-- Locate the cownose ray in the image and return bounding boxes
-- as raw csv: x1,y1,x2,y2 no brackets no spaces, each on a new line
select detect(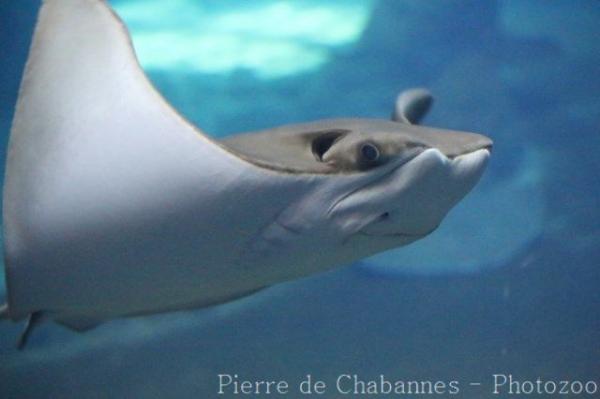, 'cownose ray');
0,0,492,349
